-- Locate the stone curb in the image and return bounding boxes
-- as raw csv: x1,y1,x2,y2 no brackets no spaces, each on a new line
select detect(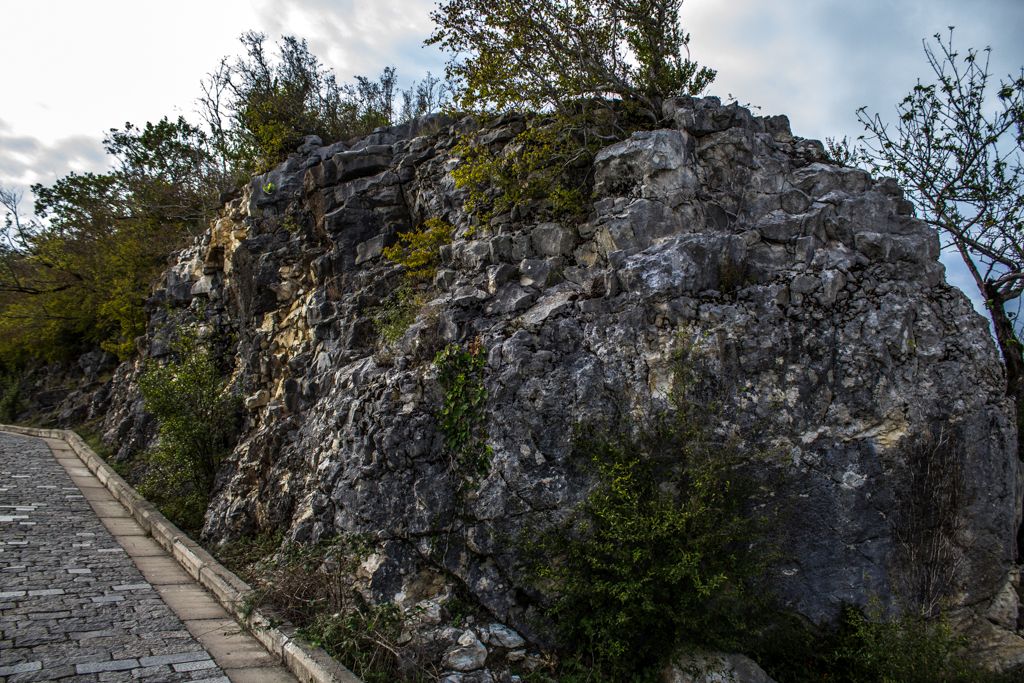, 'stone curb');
0,424,361,683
